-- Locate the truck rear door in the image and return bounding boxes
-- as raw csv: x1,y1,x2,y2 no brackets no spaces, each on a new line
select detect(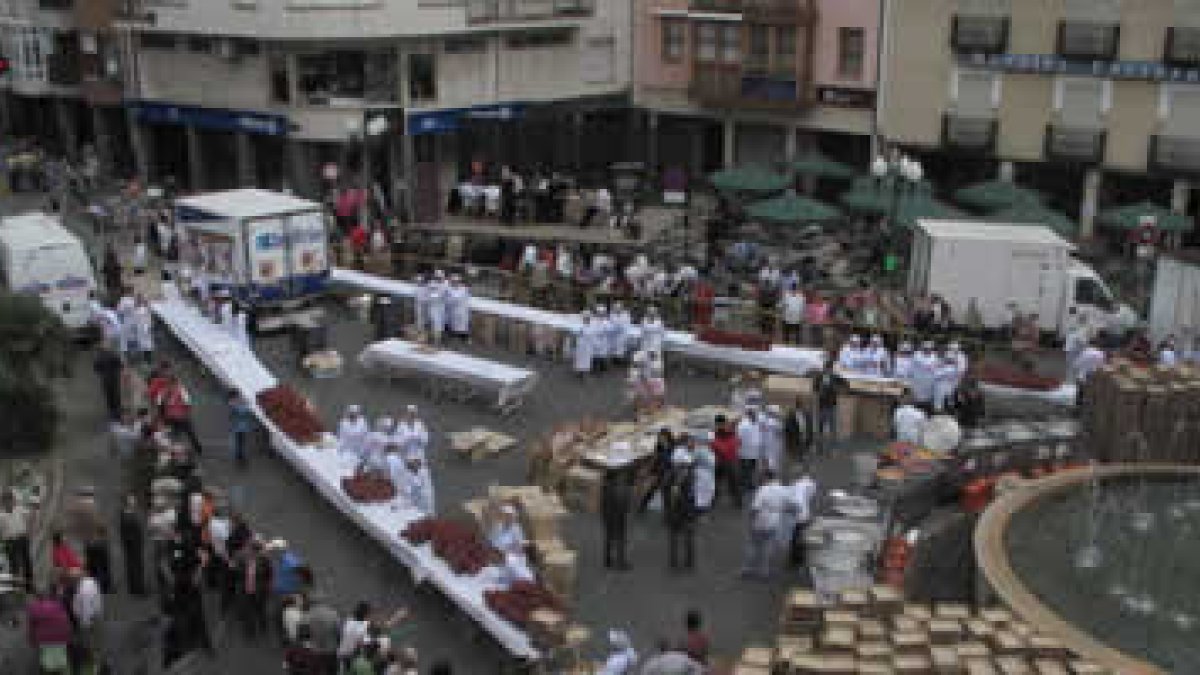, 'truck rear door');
283,210,329,296
246,217,289,302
